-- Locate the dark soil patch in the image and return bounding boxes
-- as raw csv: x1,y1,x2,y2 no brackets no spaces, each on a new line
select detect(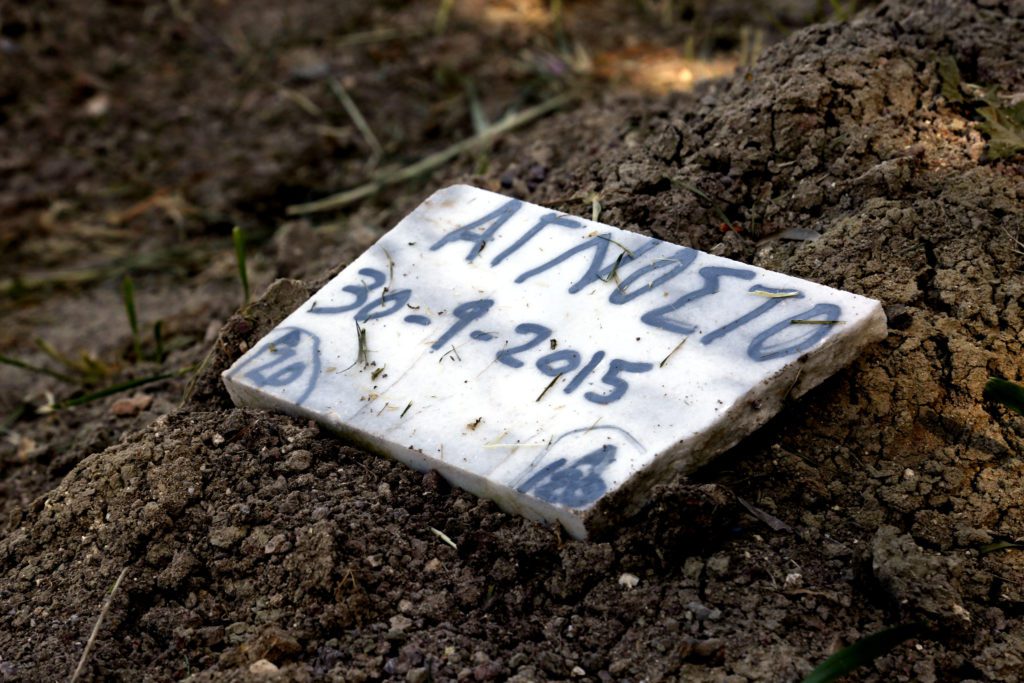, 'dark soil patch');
2,0,1023,681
